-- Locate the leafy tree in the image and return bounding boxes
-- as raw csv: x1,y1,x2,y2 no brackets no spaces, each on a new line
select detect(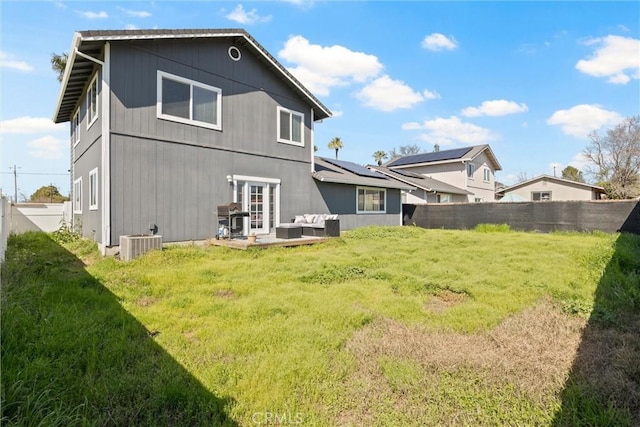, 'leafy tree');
30,185,69,203
561,166,585,183
372,150,388,166
584,116,640,199
389,144,423,157
51,52,68,82
328,137,344,160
